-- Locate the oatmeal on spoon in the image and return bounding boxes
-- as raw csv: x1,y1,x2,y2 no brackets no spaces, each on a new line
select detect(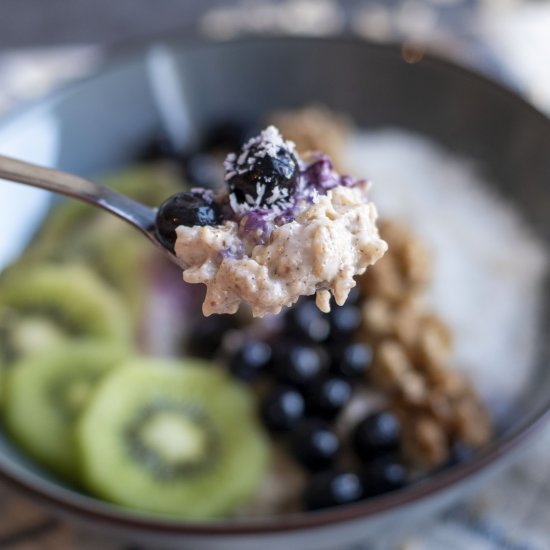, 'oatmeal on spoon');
156,126,387,316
